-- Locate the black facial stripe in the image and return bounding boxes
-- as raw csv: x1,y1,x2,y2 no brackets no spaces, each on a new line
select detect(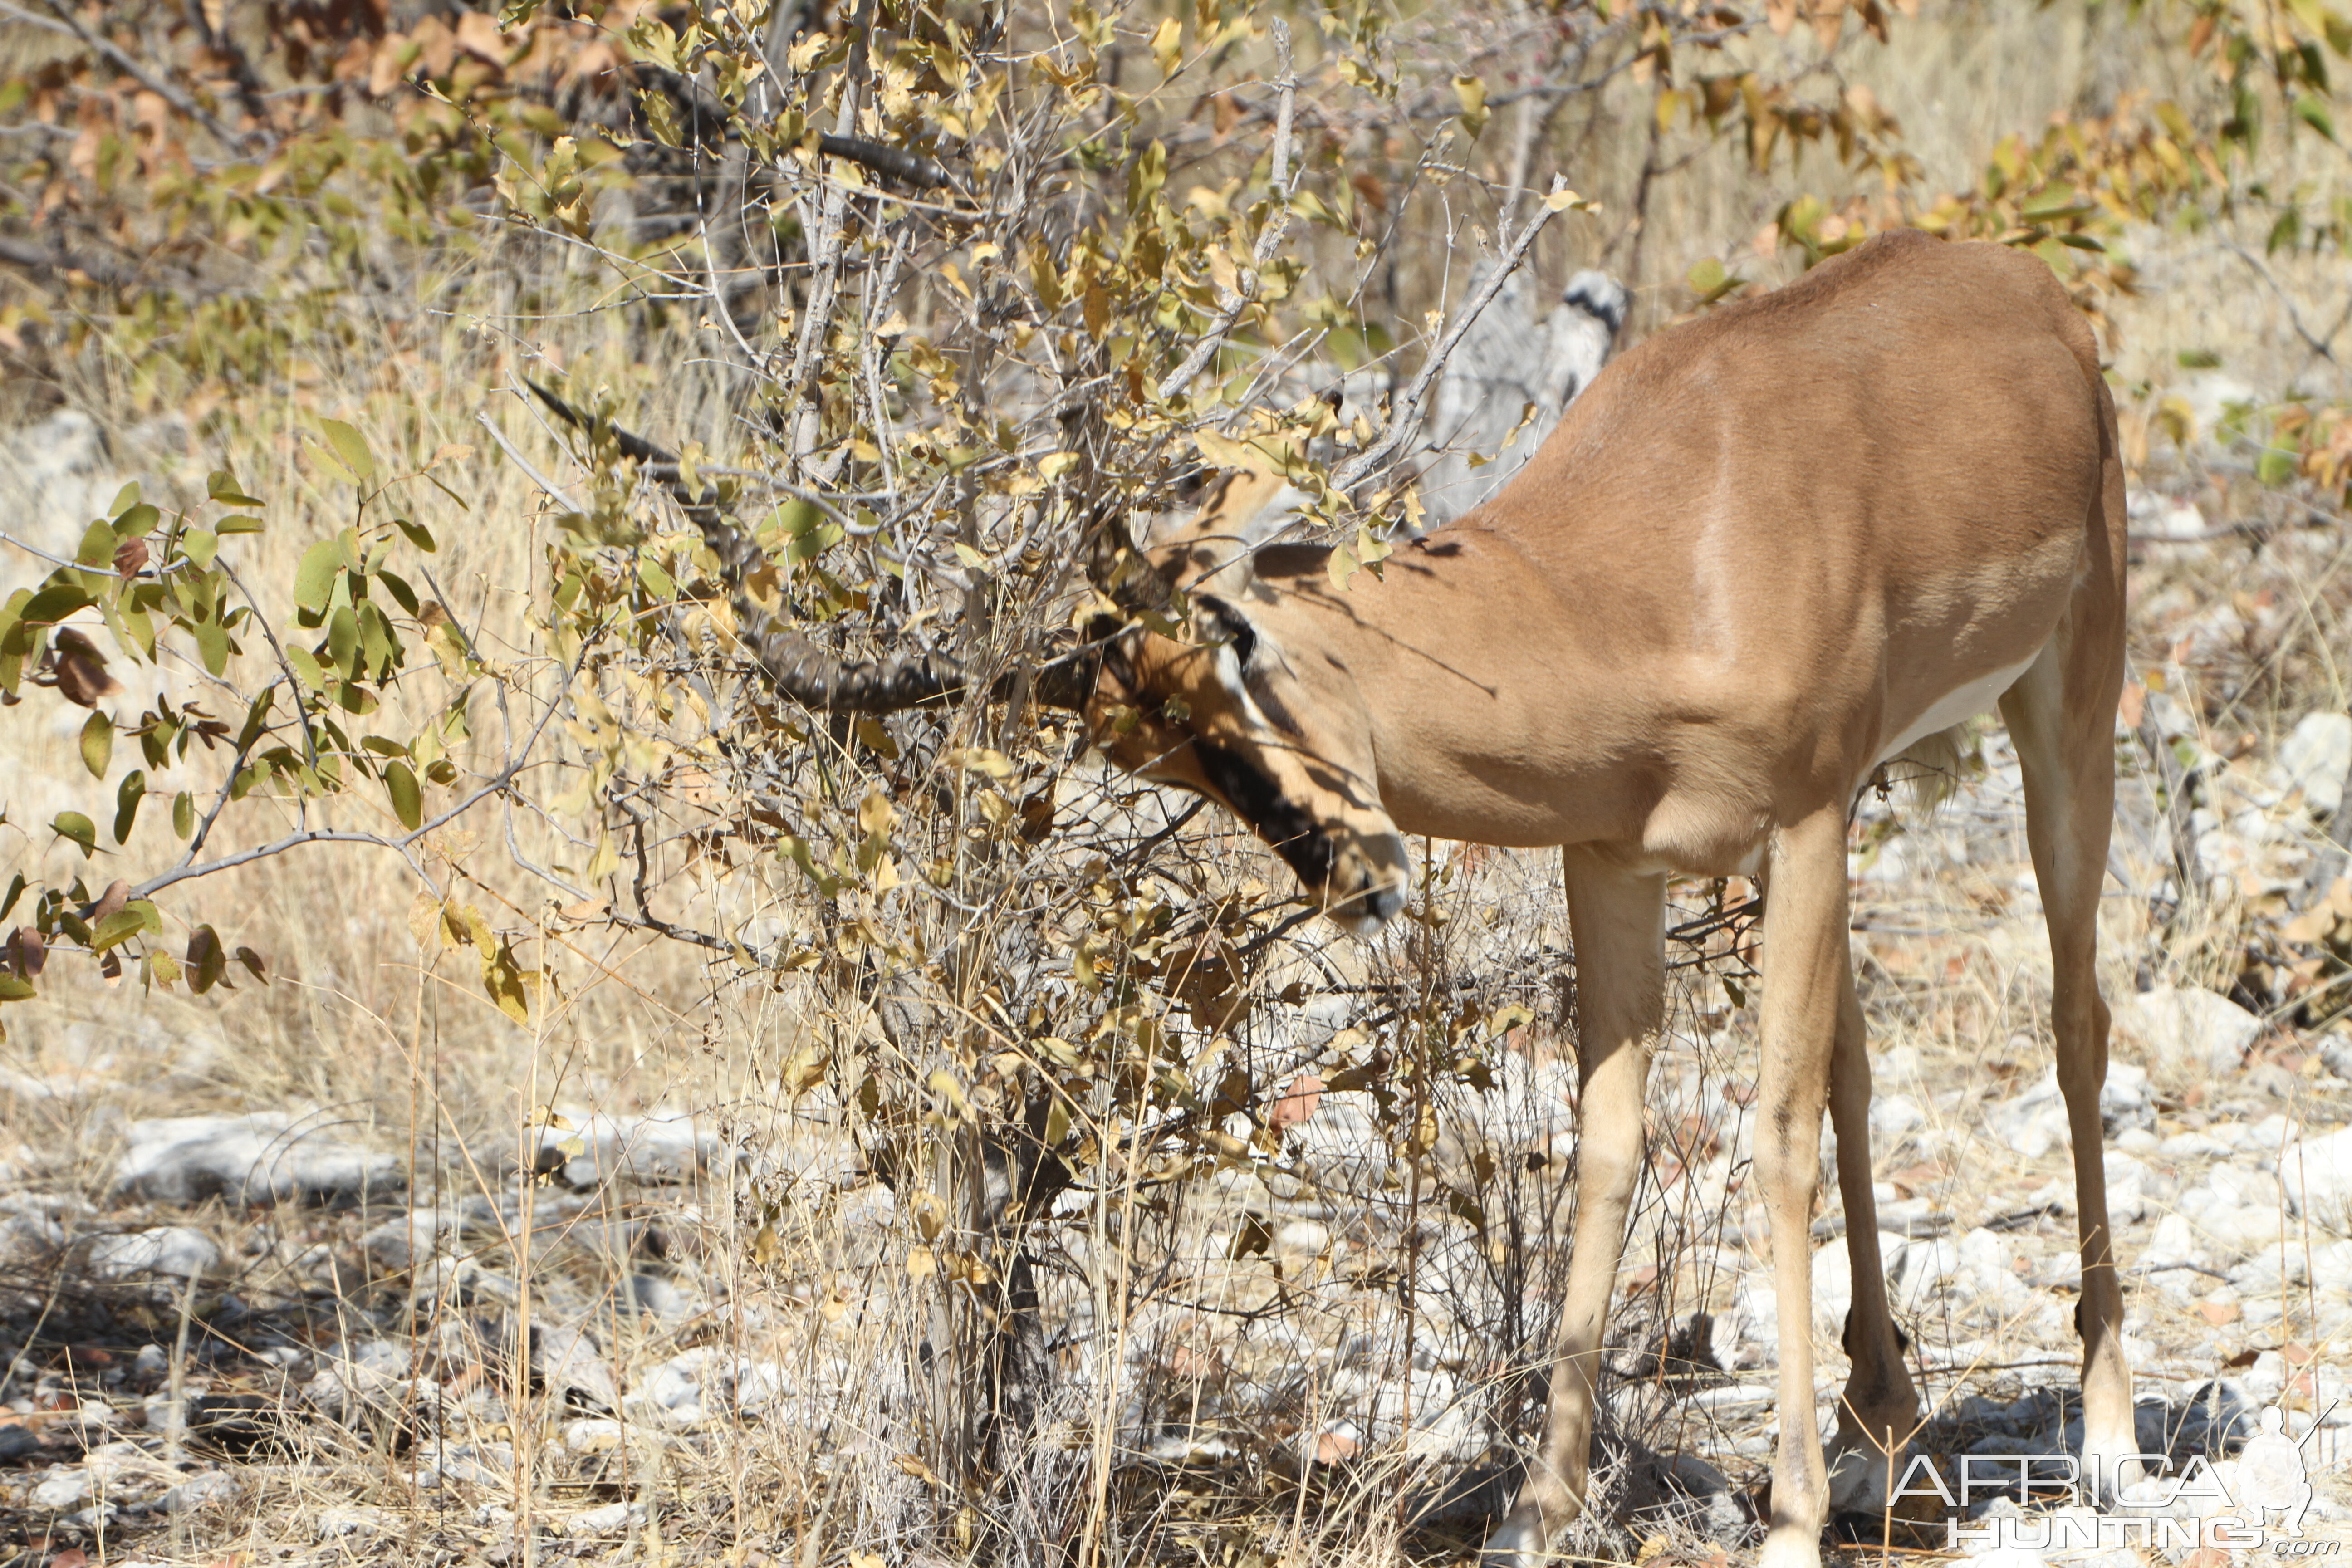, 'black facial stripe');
1191,740,1335,888
1198,596,1258,668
